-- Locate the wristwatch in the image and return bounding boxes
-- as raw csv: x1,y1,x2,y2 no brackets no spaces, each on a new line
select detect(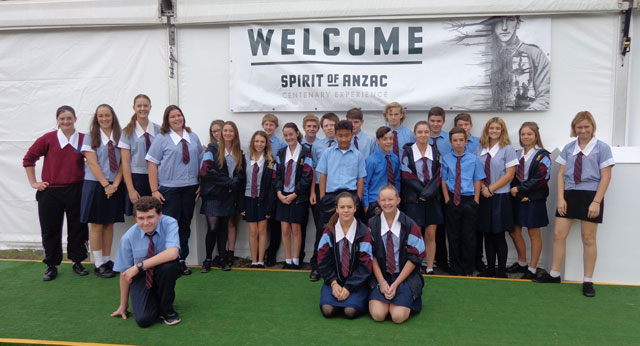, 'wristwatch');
136,261,144,272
